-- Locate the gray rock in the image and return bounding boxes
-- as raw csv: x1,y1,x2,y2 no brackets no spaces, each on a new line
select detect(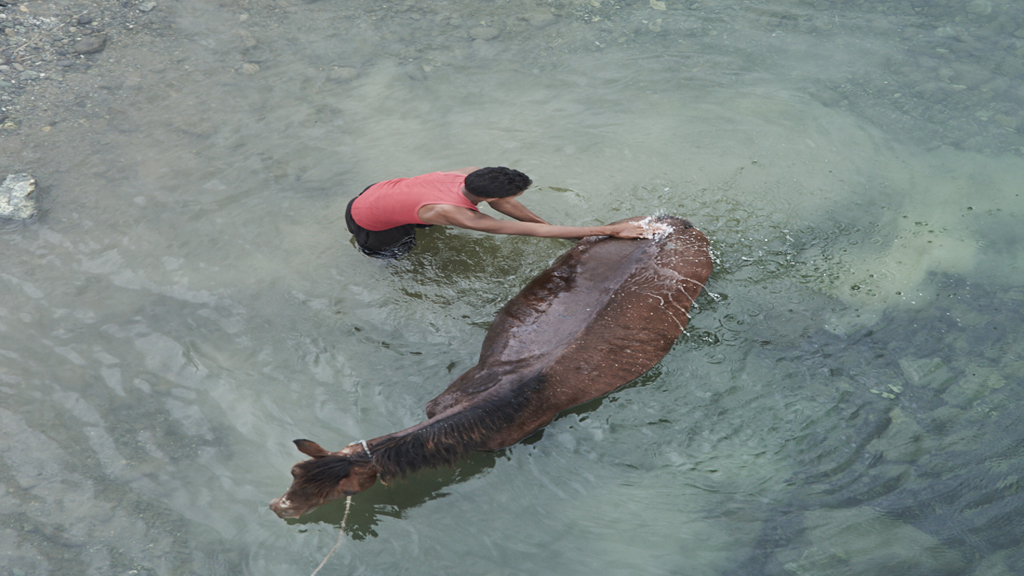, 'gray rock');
525,11,556,28
241,45,270,63
942,369,1005,406
138,1,158,12
899,357,956,392
327,66,358,82
73,34,107,55
809,86,843,106
993,113,1021,131
998,56,1024,77
469,27,500,41
777,507,968,576
0,173,39,220
965,0,992,15
950,63,992,88
867,407,932,462
405,65,426,81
